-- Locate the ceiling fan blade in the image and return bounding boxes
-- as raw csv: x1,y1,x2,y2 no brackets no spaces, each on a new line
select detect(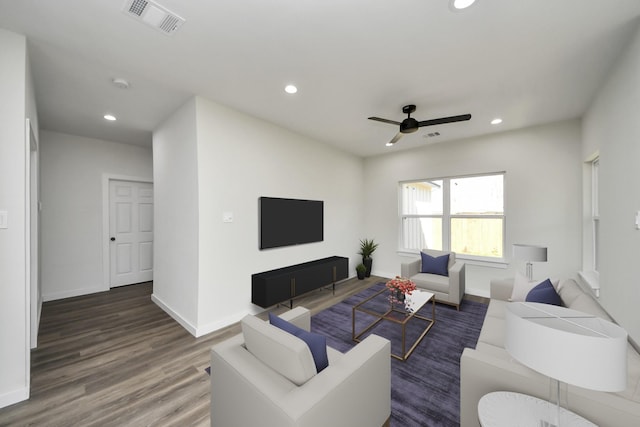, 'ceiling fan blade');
417,114,472,127
387,132,404,146
368,117,402,126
